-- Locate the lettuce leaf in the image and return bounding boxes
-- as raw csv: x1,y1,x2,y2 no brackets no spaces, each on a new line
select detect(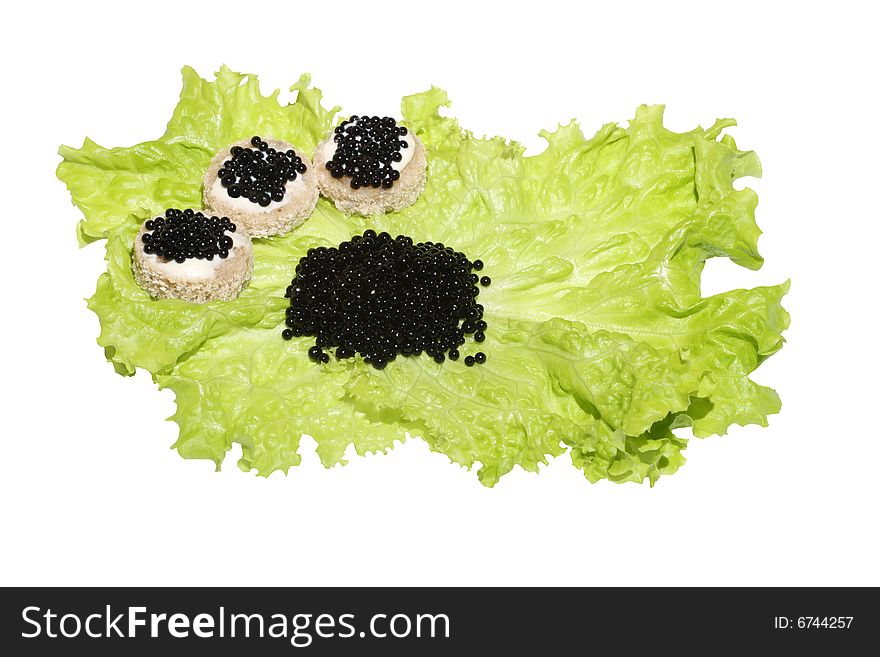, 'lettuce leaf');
154,327,403,475
57,67,789,485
